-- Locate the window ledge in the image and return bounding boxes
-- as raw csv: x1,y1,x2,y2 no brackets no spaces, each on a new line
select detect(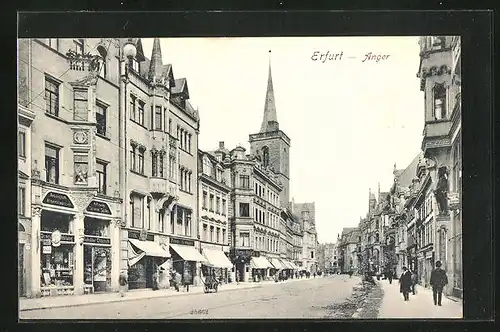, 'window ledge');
18,155,27,161
130,169,147,178
45,112,67,124
130,119,148,130
96,133,110,141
